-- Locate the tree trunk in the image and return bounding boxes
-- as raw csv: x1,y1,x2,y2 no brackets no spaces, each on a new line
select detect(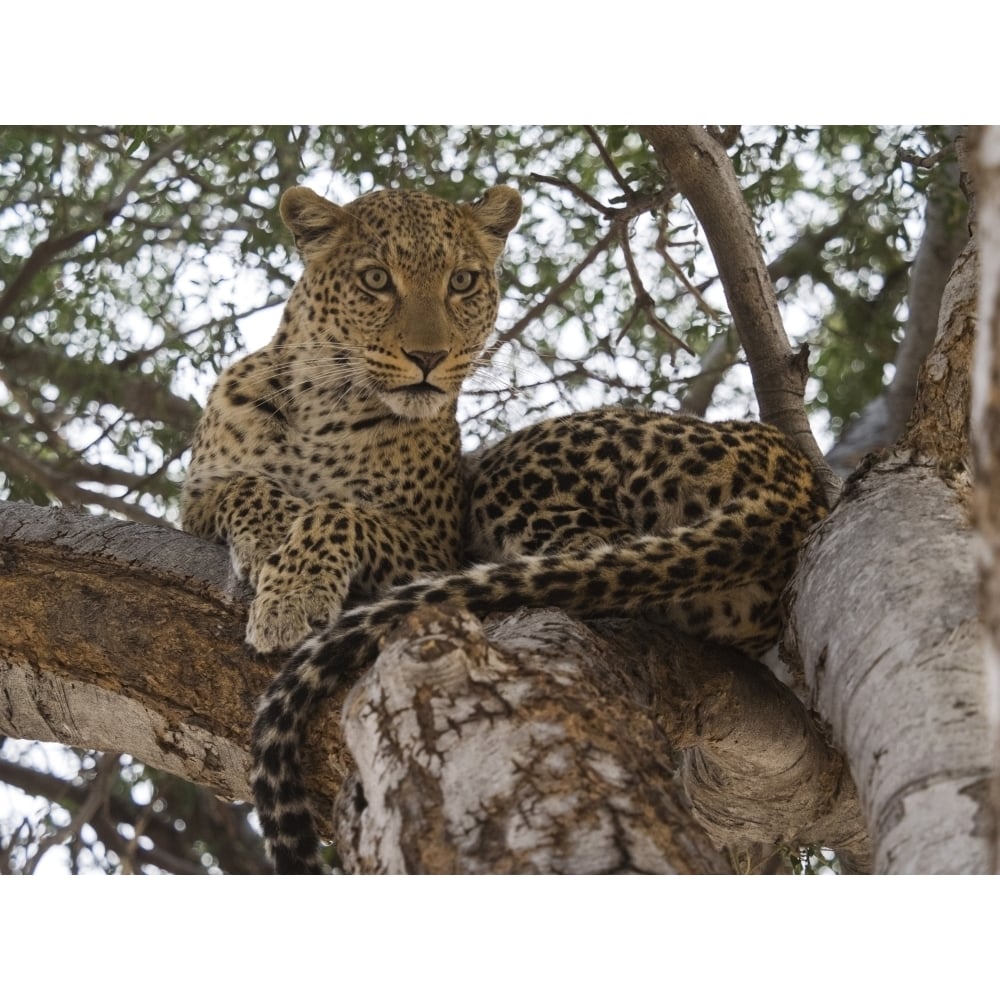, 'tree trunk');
826,133,967,477
785,208,992,873
785,460,987,872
